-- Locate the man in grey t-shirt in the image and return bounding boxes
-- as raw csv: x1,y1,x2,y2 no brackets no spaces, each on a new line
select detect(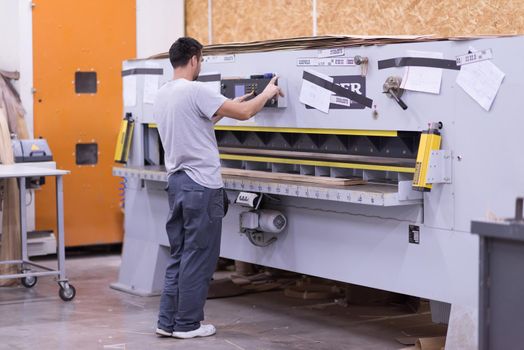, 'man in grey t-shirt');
154,37,282,339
